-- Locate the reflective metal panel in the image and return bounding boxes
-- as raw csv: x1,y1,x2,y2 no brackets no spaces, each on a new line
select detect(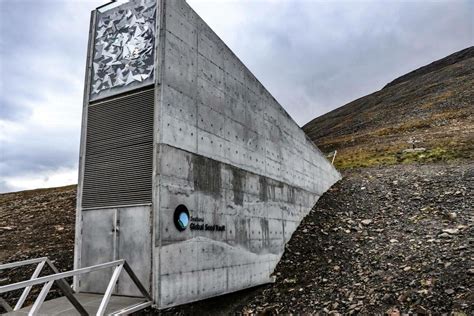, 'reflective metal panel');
90,0,156,101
